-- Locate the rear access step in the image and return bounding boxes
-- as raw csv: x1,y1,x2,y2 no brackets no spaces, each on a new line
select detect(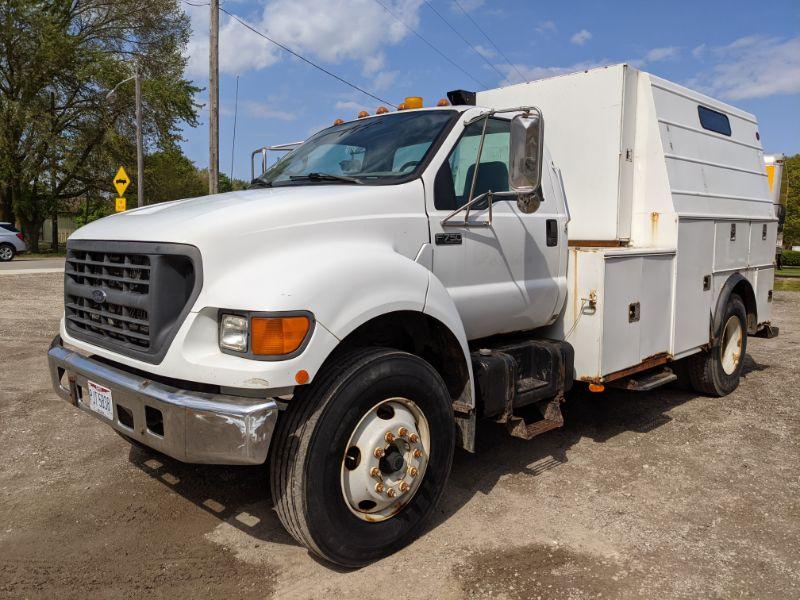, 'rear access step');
607,367,677,392
471,338,573,441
